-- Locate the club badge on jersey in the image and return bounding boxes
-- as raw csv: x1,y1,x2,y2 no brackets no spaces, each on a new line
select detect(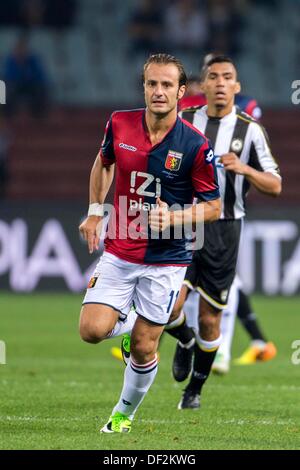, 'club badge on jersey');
165,150,183,171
